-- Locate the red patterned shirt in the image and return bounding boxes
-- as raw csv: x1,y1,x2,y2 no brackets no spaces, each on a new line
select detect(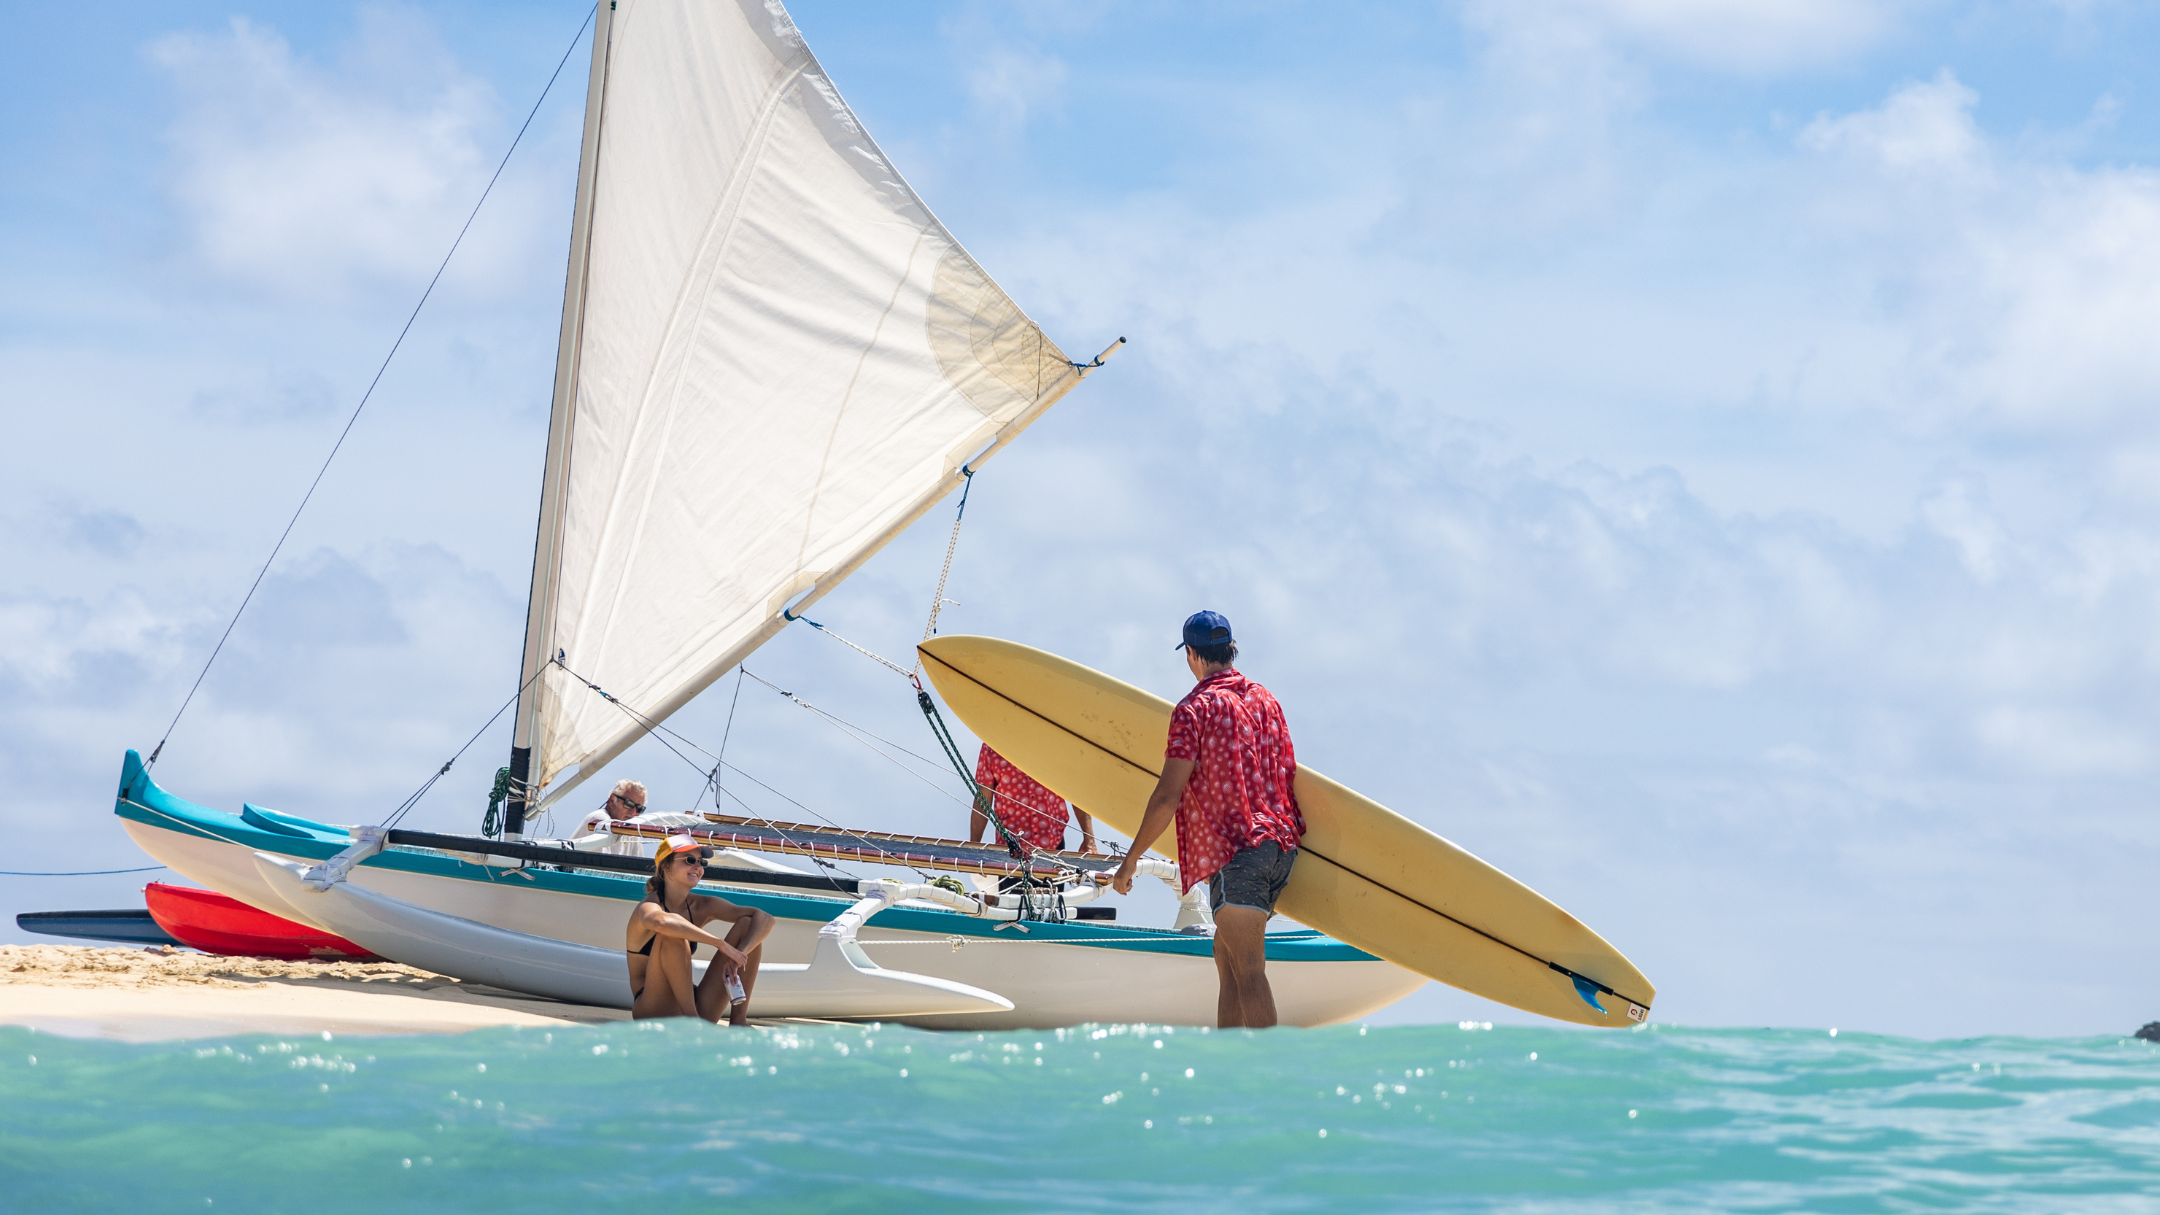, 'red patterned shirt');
1163,669,1304,891
973,745,1070,854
